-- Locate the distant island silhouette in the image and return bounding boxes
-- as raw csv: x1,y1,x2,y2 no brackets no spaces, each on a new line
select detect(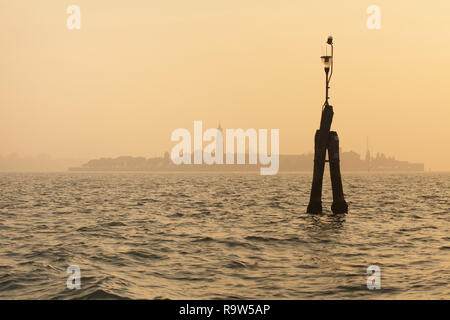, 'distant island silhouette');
69,151,424,172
